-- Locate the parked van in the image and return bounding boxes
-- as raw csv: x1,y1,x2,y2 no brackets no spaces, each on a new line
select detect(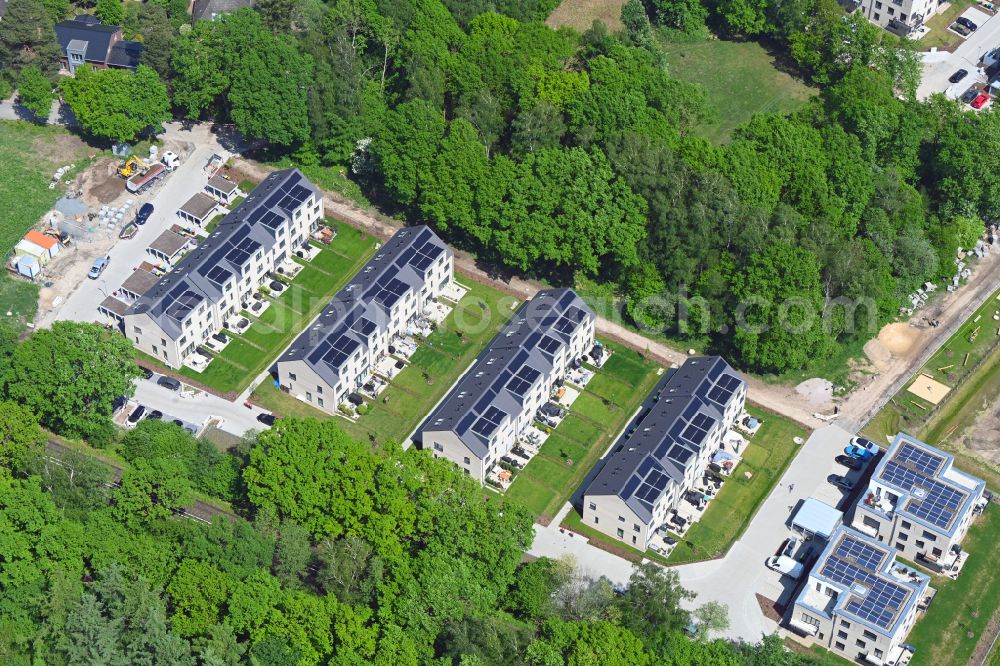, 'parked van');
766,555,804,579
